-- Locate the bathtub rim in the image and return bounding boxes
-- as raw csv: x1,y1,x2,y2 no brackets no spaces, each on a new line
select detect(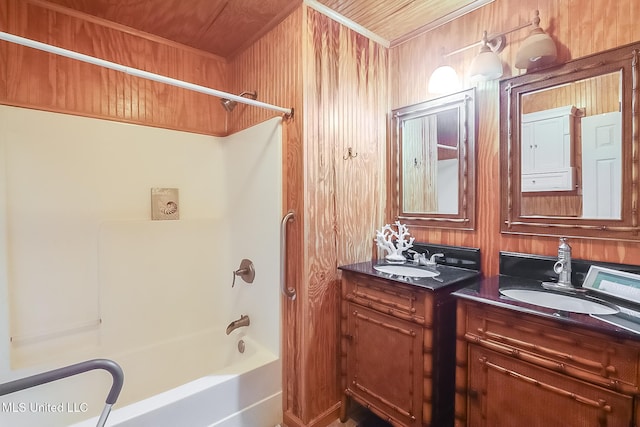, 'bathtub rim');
69,337,280,427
